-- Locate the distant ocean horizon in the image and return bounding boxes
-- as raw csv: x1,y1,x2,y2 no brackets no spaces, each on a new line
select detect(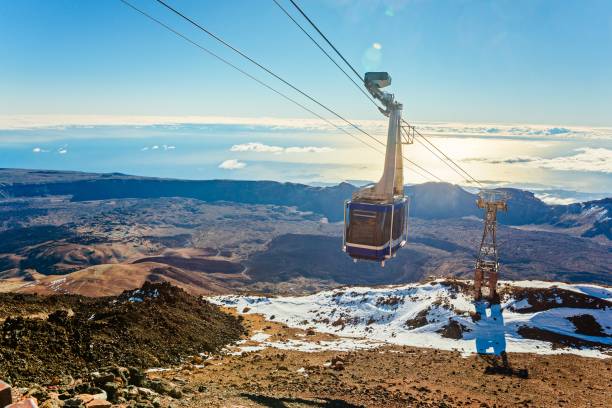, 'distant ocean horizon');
1,117,610,204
